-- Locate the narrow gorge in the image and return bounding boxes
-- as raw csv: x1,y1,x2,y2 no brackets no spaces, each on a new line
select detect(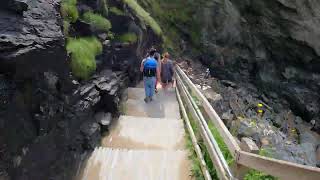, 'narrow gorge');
0,0,320,179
